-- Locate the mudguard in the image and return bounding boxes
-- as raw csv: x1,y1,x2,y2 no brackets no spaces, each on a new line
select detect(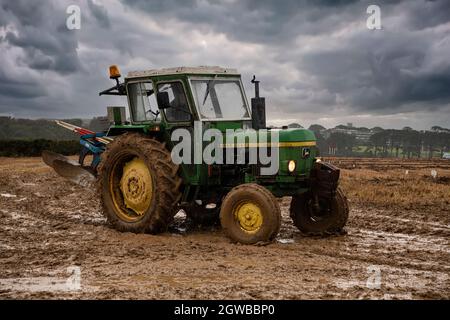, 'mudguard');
310,161,340,199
